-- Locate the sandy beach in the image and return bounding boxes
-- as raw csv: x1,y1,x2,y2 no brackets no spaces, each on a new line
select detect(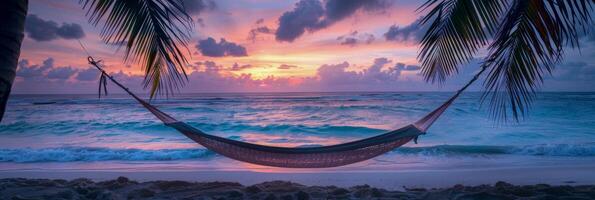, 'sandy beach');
2,168,595,199
1,165,594,189
3,179,594,200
